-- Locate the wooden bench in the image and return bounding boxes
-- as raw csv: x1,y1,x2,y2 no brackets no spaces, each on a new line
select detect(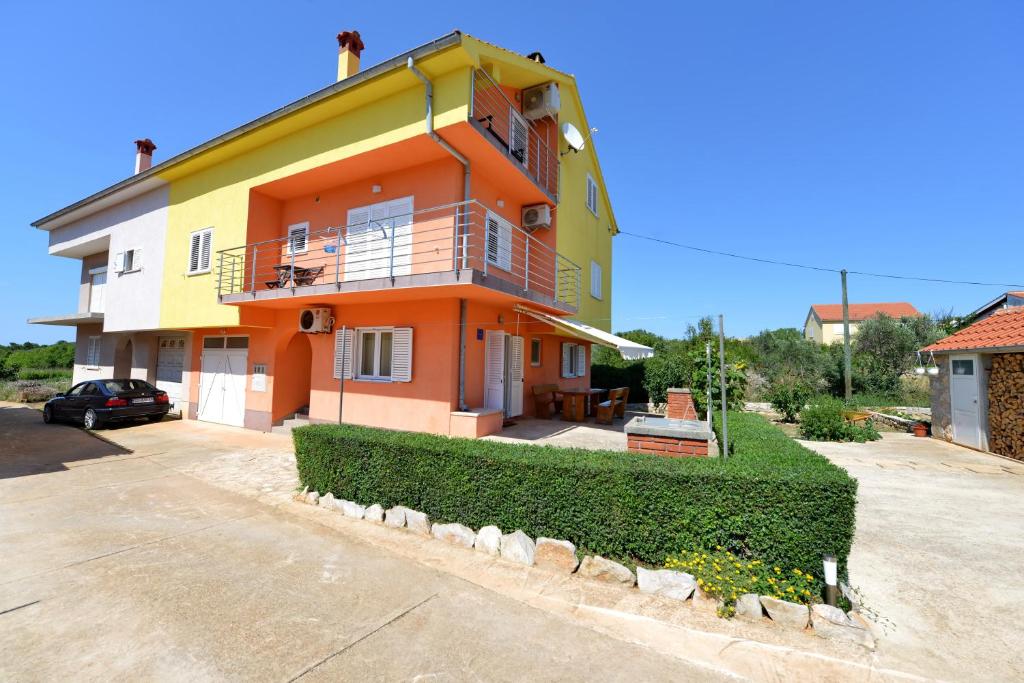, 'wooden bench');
595,387,629,425
532,384,562,419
